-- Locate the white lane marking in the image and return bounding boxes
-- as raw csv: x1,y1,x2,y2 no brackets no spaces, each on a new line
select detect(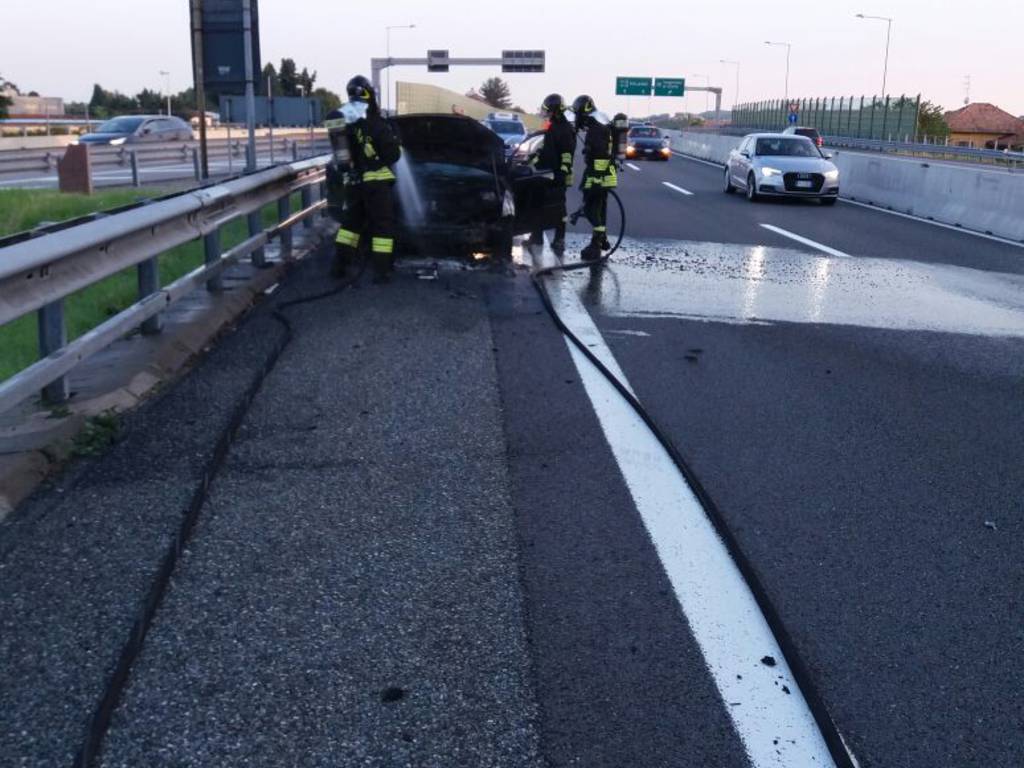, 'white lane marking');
540,252,837,768
662,181,694,196
671,150,725,168
760,224,852,259
626,162,642,171
606,329,651,337
838,198,1024,250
